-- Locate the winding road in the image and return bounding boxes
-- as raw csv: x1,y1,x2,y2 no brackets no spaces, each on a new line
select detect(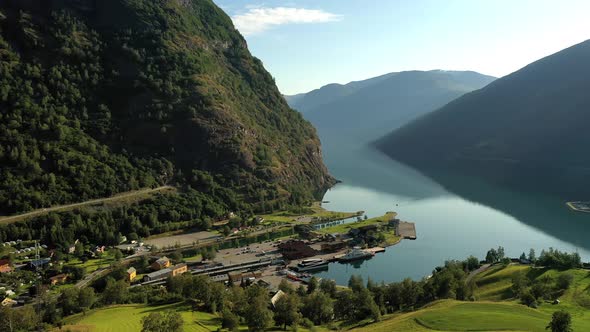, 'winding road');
0,186,174,224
